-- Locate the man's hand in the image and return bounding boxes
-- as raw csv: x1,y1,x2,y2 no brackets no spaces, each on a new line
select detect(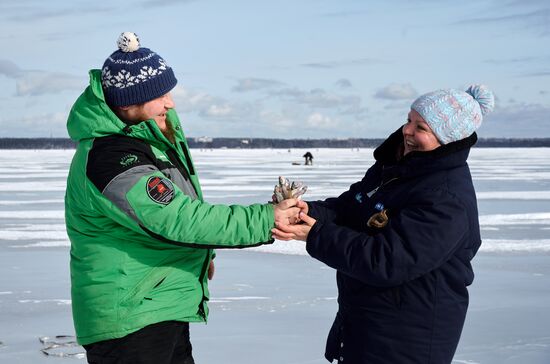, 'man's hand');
273,199,301,226
272,211,316,242
208,260,215,280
